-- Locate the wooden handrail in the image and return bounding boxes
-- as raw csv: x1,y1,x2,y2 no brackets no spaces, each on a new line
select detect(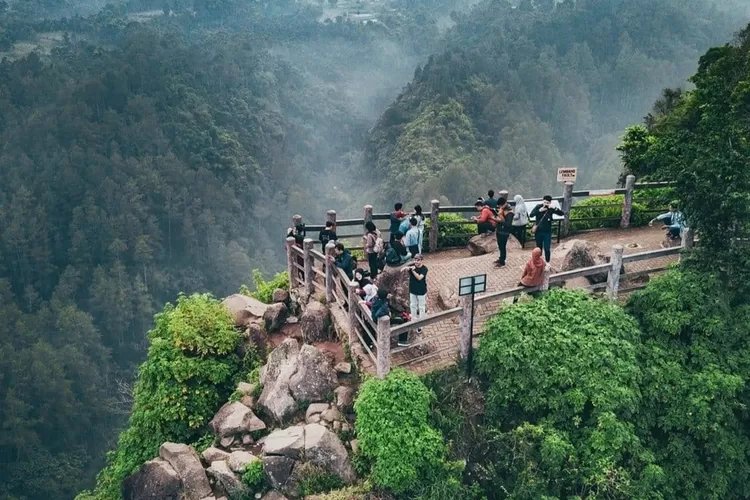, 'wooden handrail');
622,246,680,263
390,306,463,336
549,264,612,283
